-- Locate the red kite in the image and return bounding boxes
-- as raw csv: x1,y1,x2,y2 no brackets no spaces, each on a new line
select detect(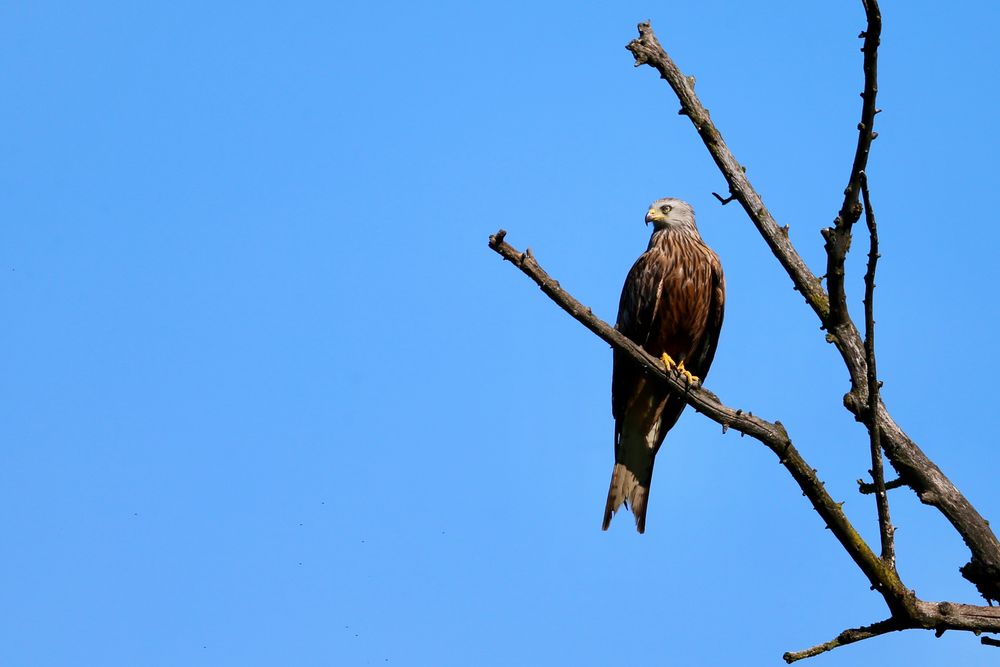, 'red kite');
603,198,725,533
